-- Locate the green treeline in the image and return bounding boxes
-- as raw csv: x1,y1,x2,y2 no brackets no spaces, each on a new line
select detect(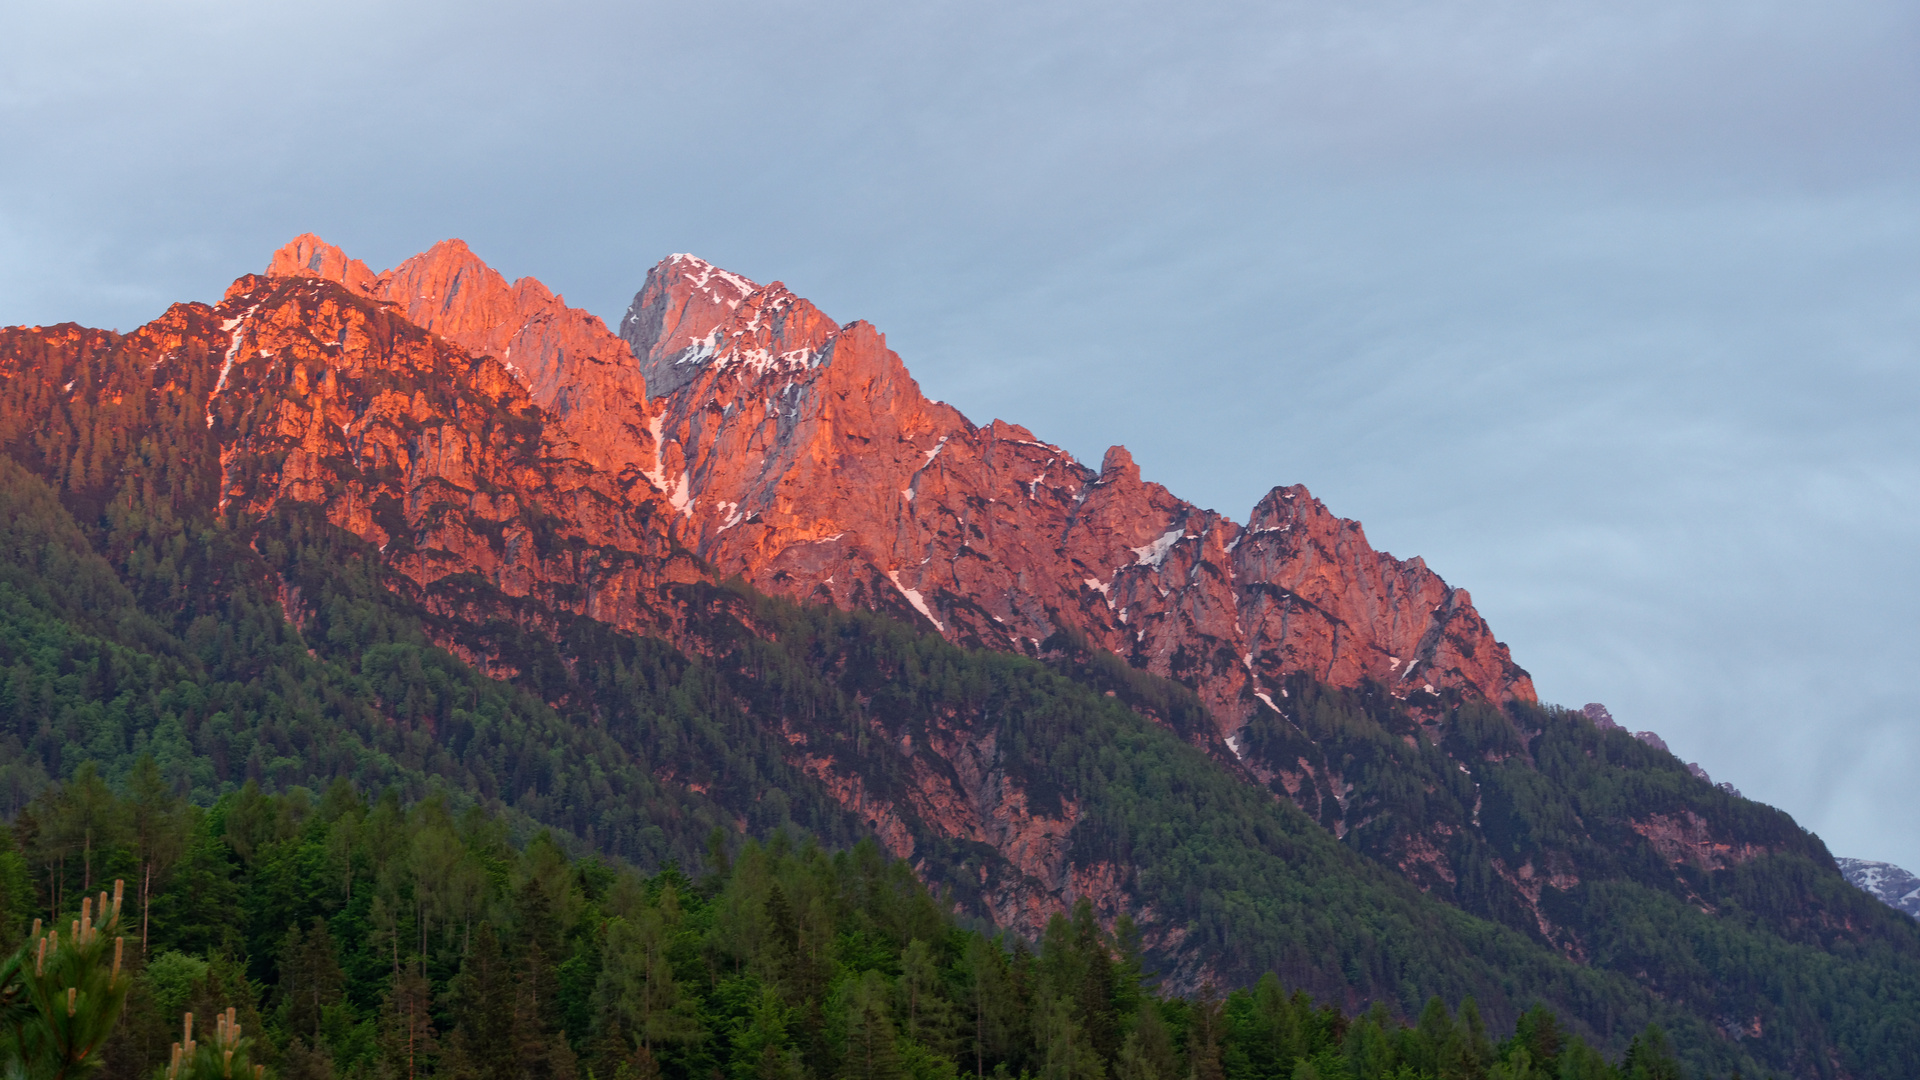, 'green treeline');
0,775,1699,1080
